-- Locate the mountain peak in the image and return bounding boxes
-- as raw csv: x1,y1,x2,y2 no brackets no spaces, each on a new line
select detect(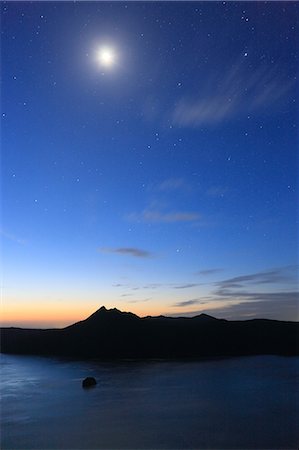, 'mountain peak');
65,306,139,331
86,306,139,322
193,313,219,321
